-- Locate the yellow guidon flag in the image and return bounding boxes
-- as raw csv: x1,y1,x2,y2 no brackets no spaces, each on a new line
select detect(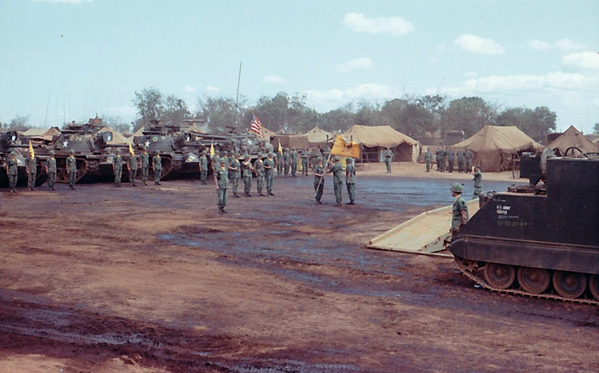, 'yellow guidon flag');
331,134,360,159
278,140,282,154
128,142,135,157
209,141,215,157
28,140,35,158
